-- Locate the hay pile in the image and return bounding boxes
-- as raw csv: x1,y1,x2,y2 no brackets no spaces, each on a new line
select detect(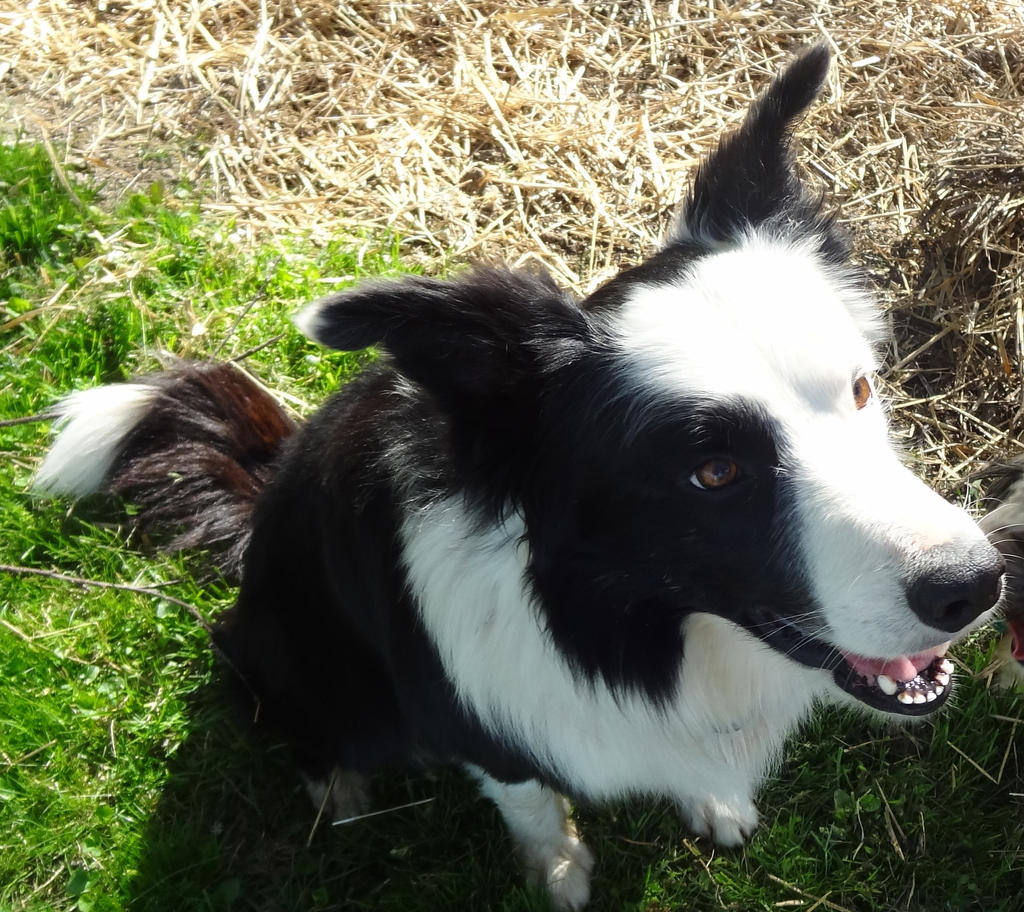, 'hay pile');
2,0,1022,484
